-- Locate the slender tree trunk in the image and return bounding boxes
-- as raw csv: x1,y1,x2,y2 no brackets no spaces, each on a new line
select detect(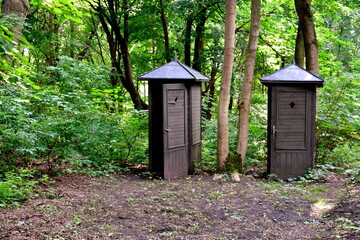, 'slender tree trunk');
294,25,305,67
193,7,207,71
204,66,218,120
159,0,170,62
217,0,237,171
69,21,75,58
120,0,147,110
92,0,147,110
236,0,261,171
1,0,30,45
120,42,147,110
91,14,106,65
295,0,318,73
46,12,60,67
184,18,193,66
